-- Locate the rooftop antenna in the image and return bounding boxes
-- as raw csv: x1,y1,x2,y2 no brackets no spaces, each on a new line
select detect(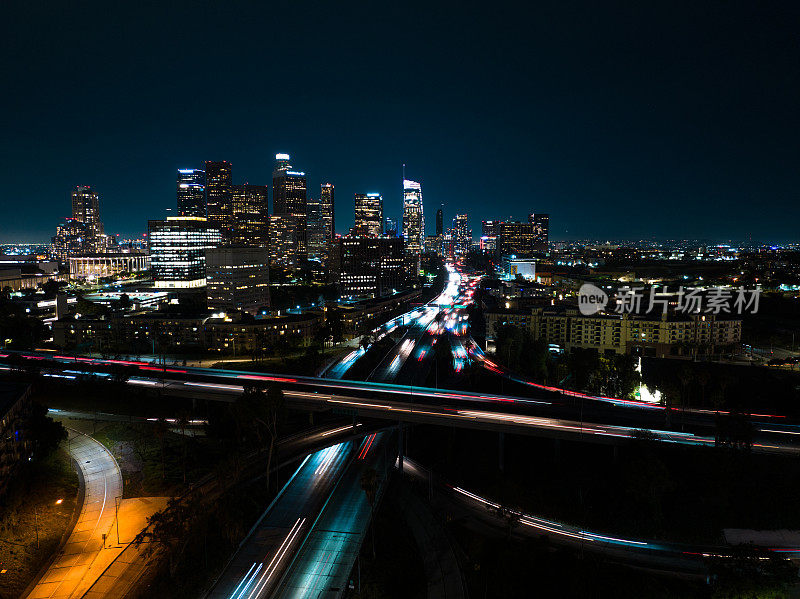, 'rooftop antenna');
402,163,406,181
